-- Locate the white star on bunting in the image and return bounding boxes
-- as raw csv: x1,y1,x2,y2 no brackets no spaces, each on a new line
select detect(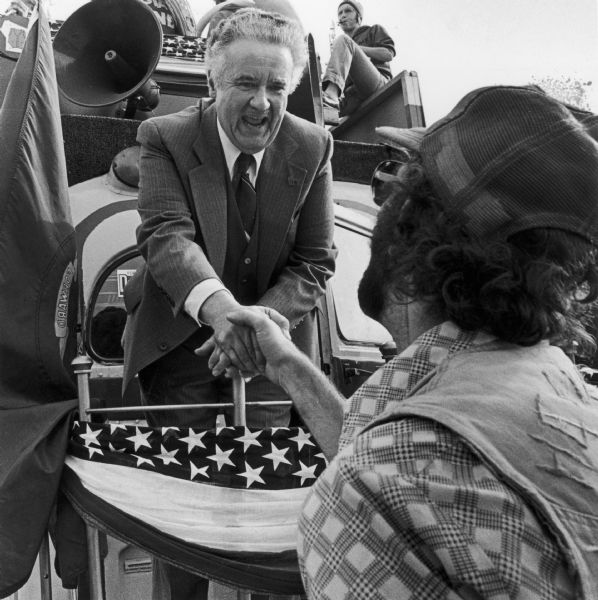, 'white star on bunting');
87,445,104,459
157,445,181,466
263,442,291,470
239,462,265,488
208,444,235,471
108,443,125,454
133,455,155,468
315,452,328,464
179,429,207,452
269,427,290,435
109,423,127,434
289,428,315,452
216,426,235,435
80,424,101,447
293,461,317,485
234,427,263,452
126,427,153,452
161,427,180,435
189,461,210,480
